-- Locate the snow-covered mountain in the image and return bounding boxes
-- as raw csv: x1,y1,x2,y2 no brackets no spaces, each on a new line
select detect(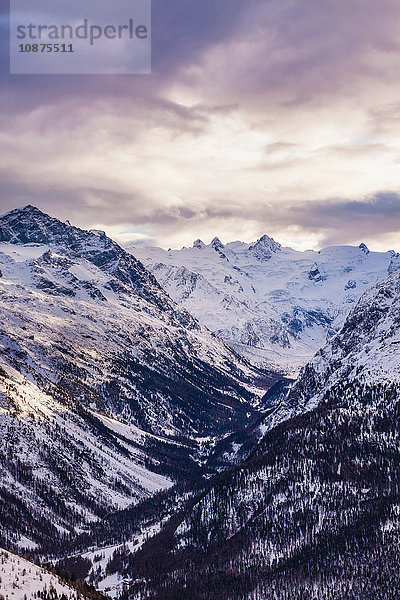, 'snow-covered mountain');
0,548,104,599
258,256,400,433
129,236,396,373
127,268,400,600
0,206,272,555
4,206,399,599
